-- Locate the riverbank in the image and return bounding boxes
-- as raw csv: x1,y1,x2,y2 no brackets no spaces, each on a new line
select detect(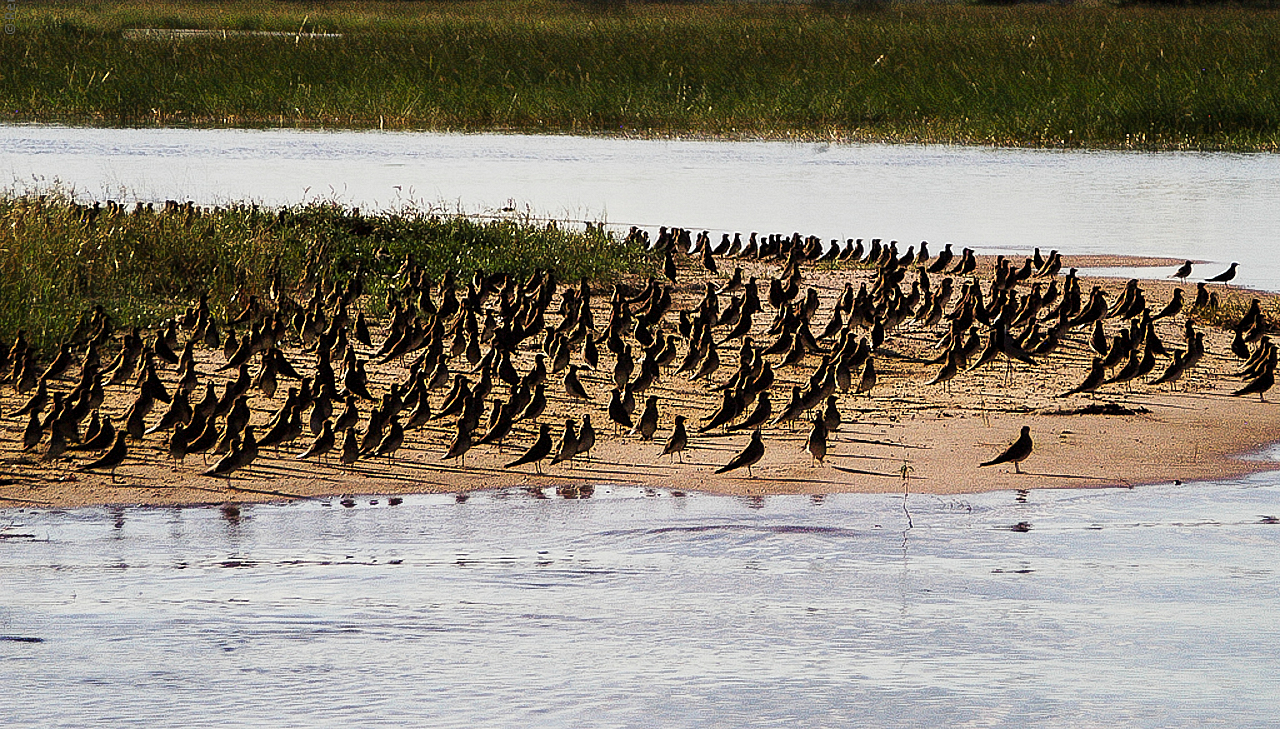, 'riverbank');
3,2,1279,151
4,246,1278,510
